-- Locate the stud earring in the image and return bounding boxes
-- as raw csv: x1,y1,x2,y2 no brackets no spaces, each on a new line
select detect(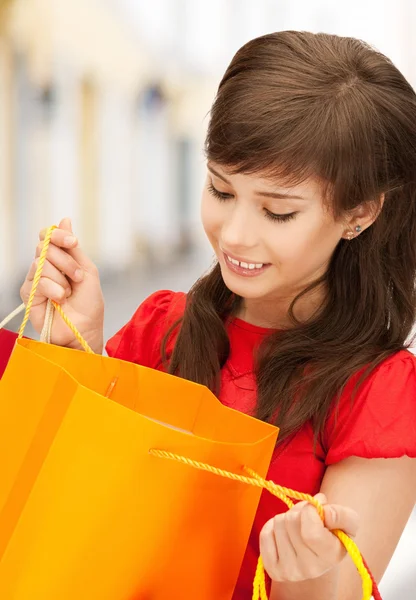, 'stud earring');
346,231,354,240
355,225,362,233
